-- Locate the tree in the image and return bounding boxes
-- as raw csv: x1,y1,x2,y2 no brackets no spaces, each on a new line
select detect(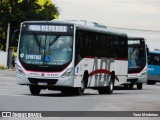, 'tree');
0,21,4,50
0,0,59,51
